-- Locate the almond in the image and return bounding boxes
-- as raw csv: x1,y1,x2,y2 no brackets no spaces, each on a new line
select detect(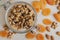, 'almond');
46,26,50,32
56,31,60,36
51,36,54,40
45,34,51,40
57,5,60,10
